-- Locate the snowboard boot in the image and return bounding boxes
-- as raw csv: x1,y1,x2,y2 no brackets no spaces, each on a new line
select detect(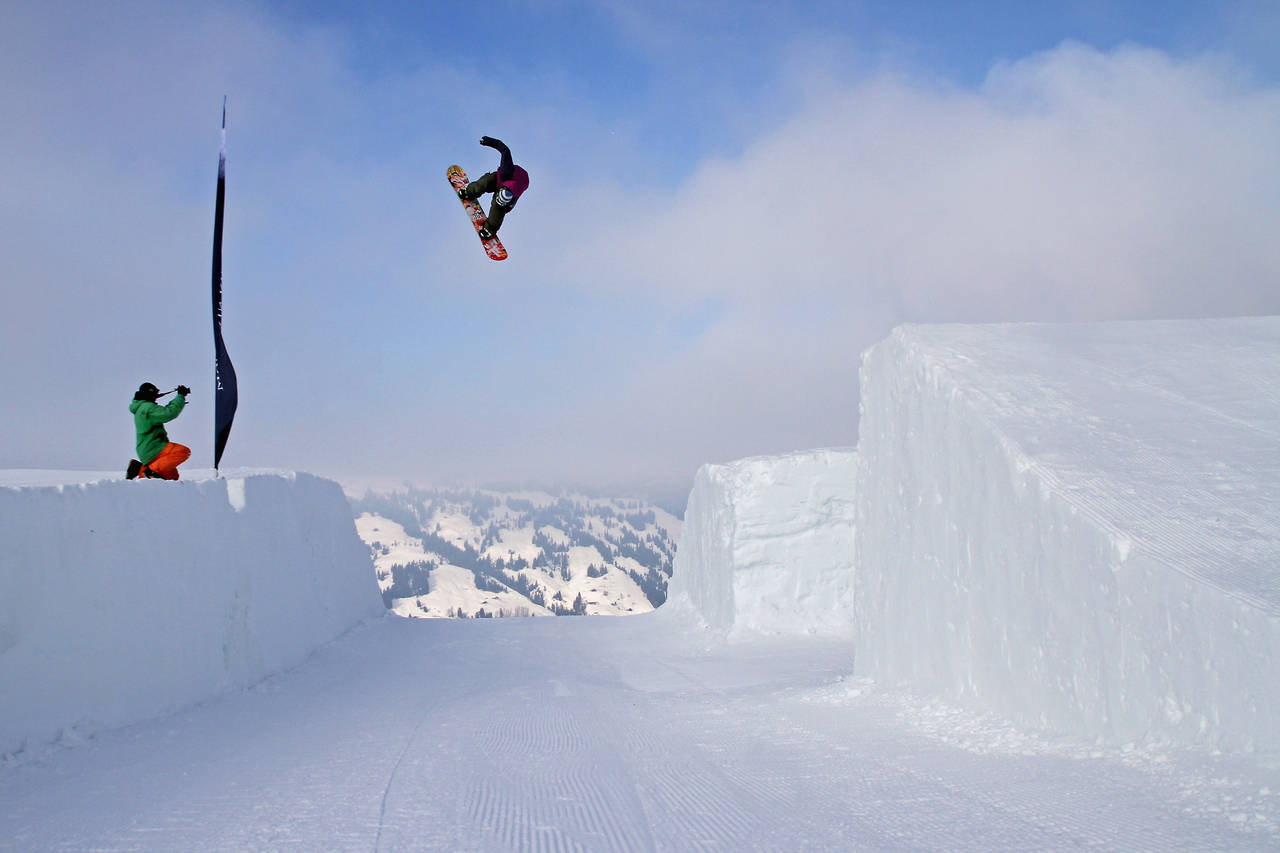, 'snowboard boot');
126,459,142,480
142,466,165,479
457,187,472,201
478,226,494,240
